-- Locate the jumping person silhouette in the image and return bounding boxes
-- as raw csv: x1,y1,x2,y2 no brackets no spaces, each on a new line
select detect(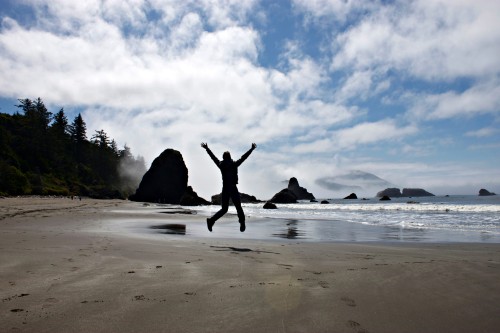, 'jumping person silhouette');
201,142,257,232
